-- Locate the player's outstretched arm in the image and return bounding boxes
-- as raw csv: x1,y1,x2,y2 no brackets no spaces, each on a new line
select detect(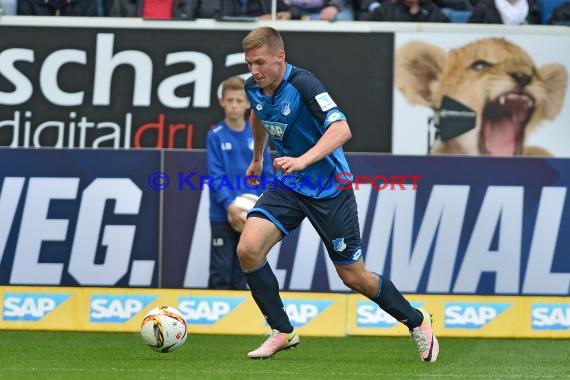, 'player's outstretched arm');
250,112,269,163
